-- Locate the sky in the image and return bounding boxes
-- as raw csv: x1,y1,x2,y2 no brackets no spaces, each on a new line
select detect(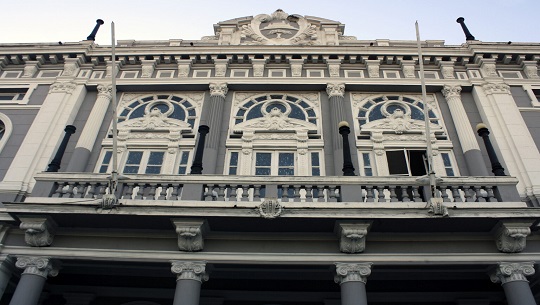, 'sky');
2,0,539,46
